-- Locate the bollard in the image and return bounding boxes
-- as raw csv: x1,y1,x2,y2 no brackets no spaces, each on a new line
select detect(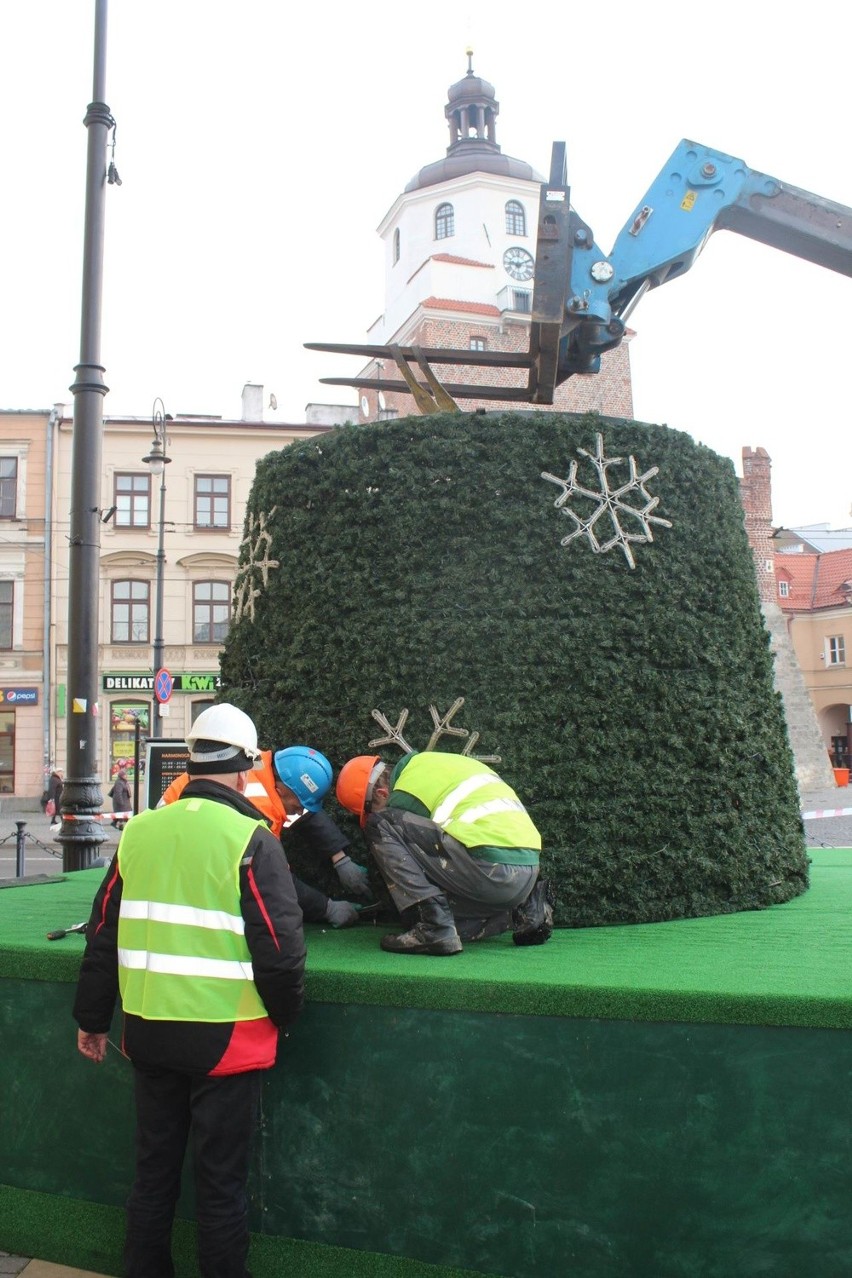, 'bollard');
15,820,26,878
